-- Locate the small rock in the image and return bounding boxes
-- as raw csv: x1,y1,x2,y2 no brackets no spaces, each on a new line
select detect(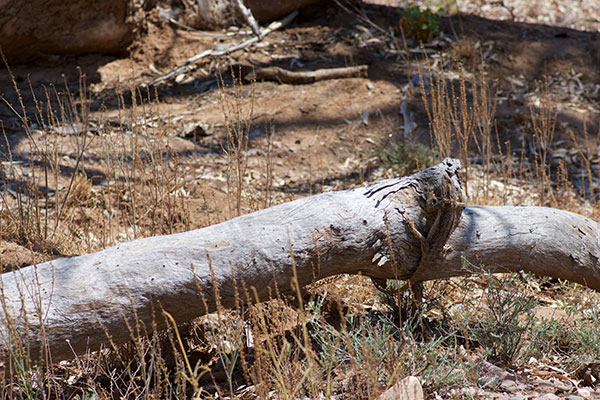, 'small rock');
180,123,209,140
566,395,583,400
378,376,423,400
460,387,477,397
475,359,512,388
249,129,263,139
367,83,374,90
576,388,591,399
54,124,84,136
410,72,431,88
500,379,518,392
536,394,560,400
508,395,526,400
536,381,557,394
528,356,538,366
552,380,573,393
